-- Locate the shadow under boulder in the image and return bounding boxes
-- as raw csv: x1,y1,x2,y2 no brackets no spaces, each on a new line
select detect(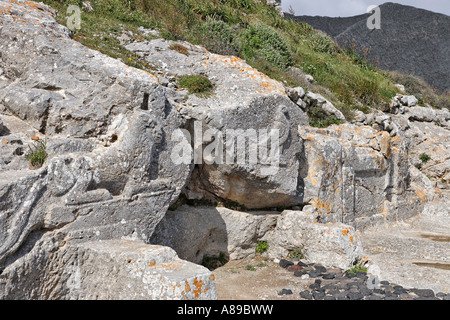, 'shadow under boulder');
150,205,279,266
